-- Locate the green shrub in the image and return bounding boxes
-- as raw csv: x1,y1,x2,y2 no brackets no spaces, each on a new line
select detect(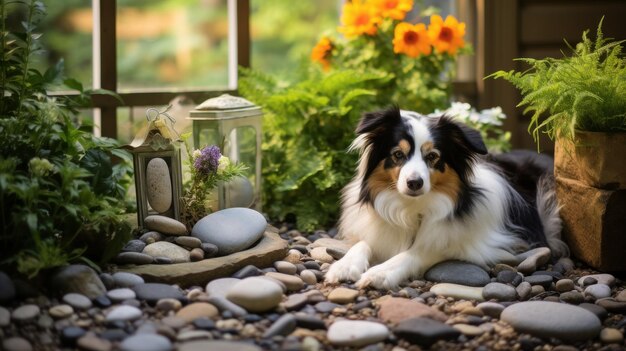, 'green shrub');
0,0,132,277
239,67,386,230
489,19,626,149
